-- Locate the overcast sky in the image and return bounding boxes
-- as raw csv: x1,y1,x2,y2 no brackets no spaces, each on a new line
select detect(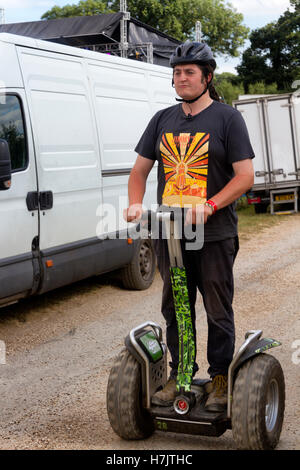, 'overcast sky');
0,0,293,74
